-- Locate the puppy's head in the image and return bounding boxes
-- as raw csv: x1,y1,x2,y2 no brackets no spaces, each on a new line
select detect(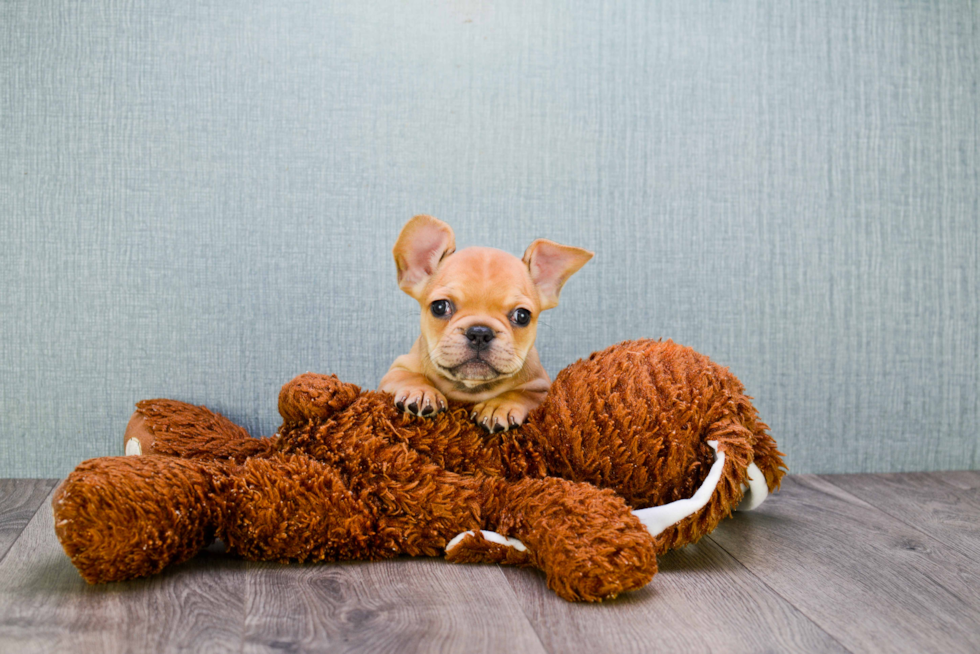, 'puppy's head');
393,215,593,390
